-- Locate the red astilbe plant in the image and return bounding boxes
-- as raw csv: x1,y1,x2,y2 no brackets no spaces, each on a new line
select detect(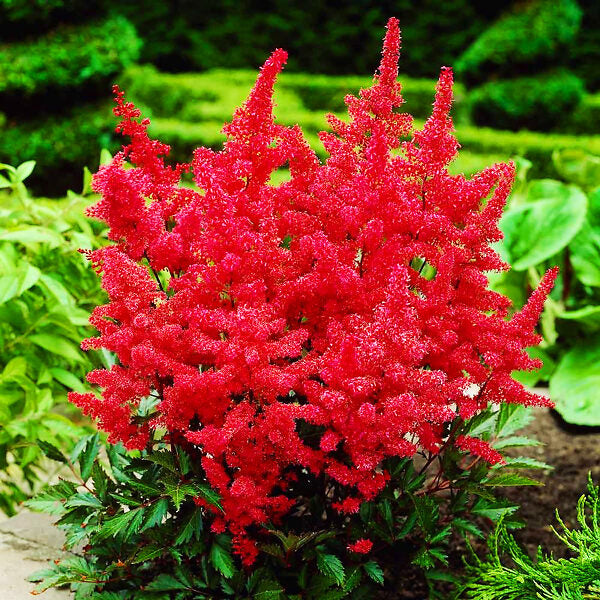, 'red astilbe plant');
71,18,556,565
